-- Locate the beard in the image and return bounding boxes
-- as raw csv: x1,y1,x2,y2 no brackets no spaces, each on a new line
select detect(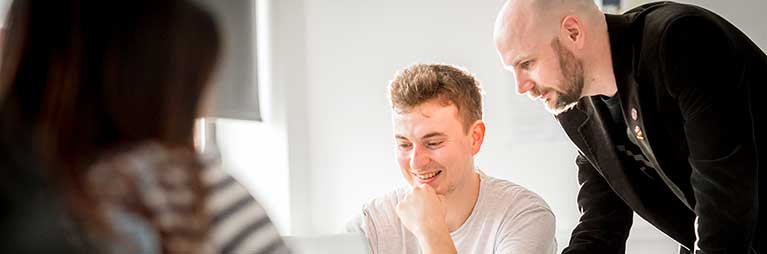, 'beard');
546,38,585,115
